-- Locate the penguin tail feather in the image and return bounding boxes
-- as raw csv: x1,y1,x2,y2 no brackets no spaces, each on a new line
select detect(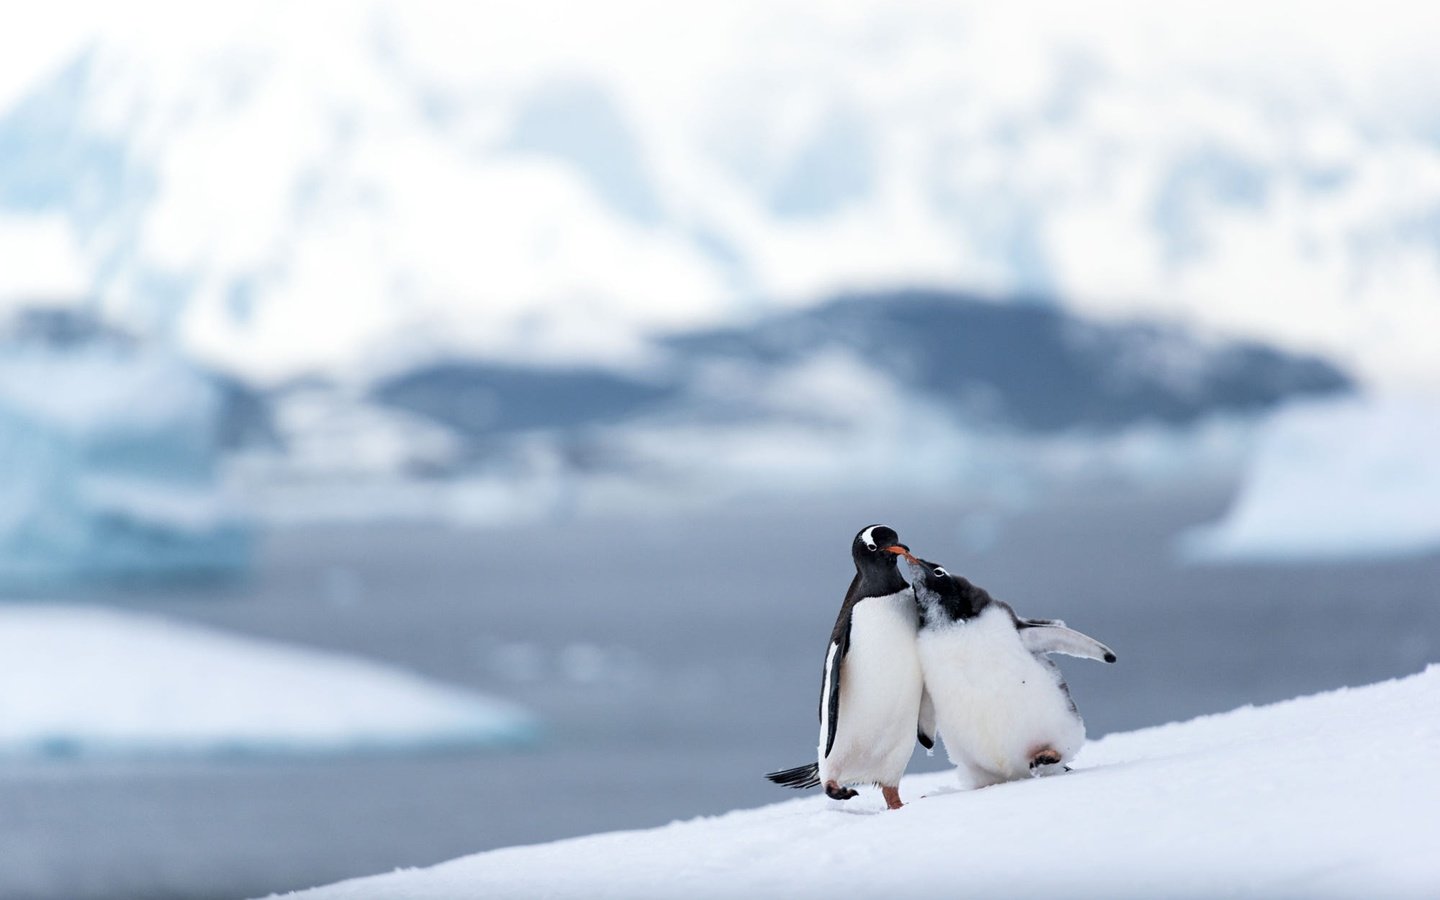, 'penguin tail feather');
765,763,821,789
